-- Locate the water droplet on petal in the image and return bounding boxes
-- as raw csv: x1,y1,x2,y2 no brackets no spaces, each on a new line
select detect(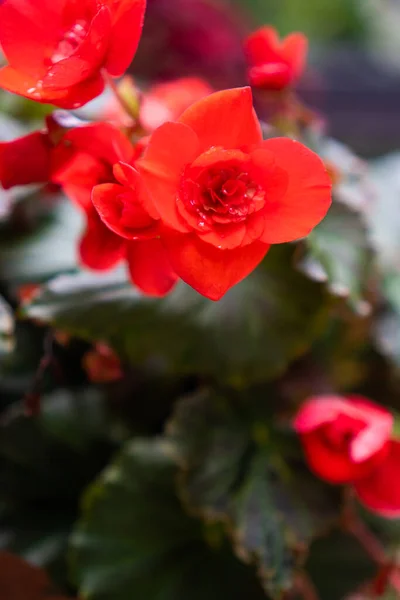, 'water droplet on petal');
198,221,205,228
